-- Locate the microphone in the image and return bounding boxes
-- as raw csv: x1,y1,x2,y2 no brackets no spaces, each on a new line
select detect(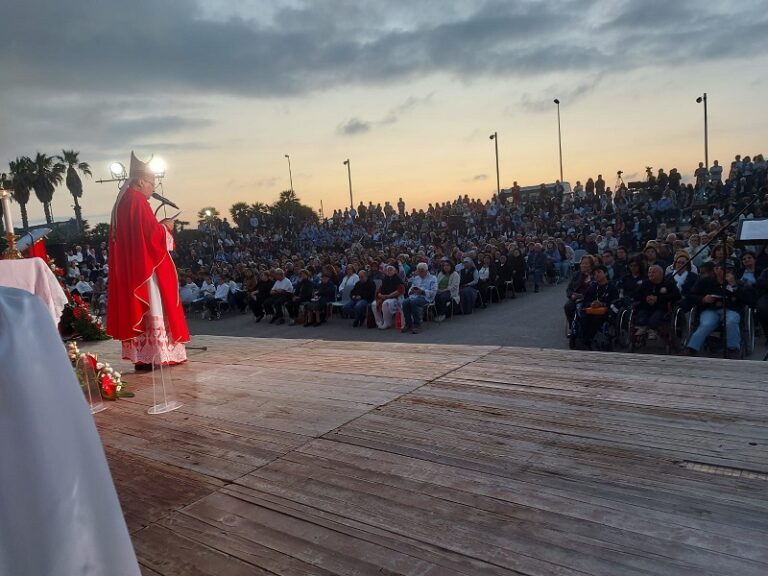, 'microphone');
151,192,179,210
